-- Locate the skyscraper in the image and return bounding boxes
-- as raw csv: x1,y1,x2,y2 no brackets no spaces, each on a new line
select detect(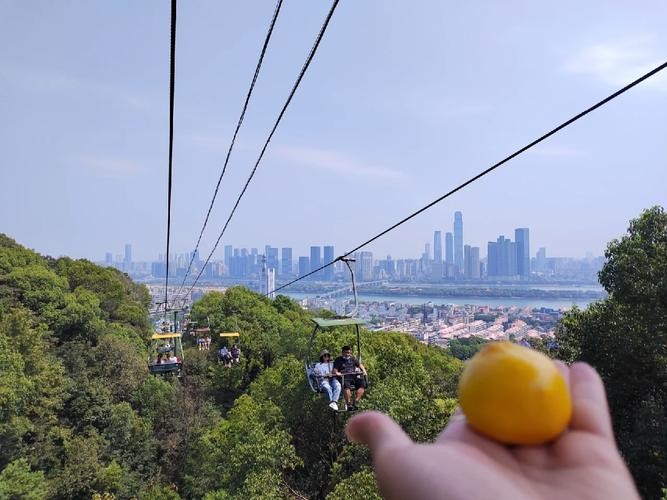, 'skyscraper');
536,247,546,272
502,237,518,276
454,212,463,272
445,232,453,264
421,243,430,275
433,231,443,279
465,245,480,279
433,231,442,263
487,241,498,277
310,246,321,278
298,256,310,277
281,247,292,276
355,251,373,281
224,245,233,272
323,245,334,281
124,244,132,265
515,228,530,278
105,252,112,265
266,246,279,271
488,236,517,277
